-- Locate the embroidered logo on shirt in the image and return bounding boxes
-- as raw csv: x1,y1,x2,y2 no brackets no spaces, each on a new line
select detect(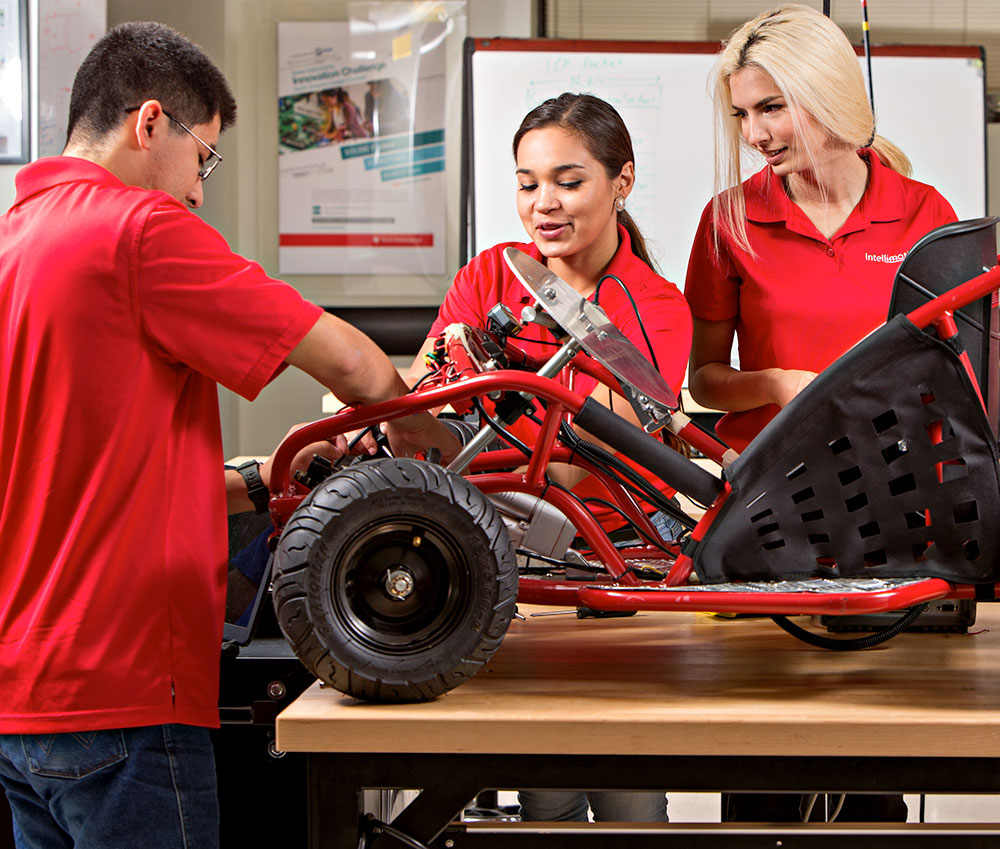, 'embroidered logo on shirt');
866,251,907,263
